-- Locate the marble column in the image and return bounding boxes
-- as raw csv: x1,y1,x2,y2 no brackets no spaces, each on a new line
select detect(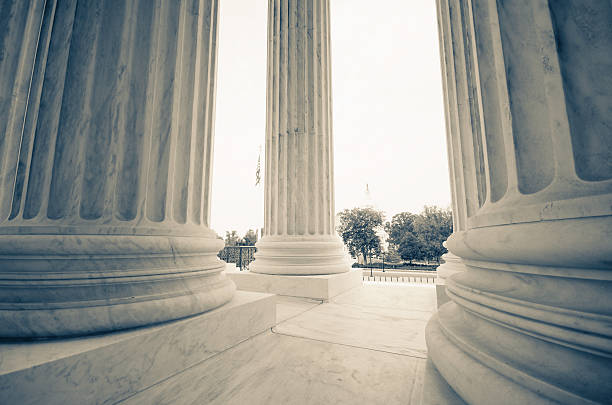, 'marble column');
428,0,612,403
250,0,350,275
433,0,471,308
0,0,234,338
434,249,466,308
